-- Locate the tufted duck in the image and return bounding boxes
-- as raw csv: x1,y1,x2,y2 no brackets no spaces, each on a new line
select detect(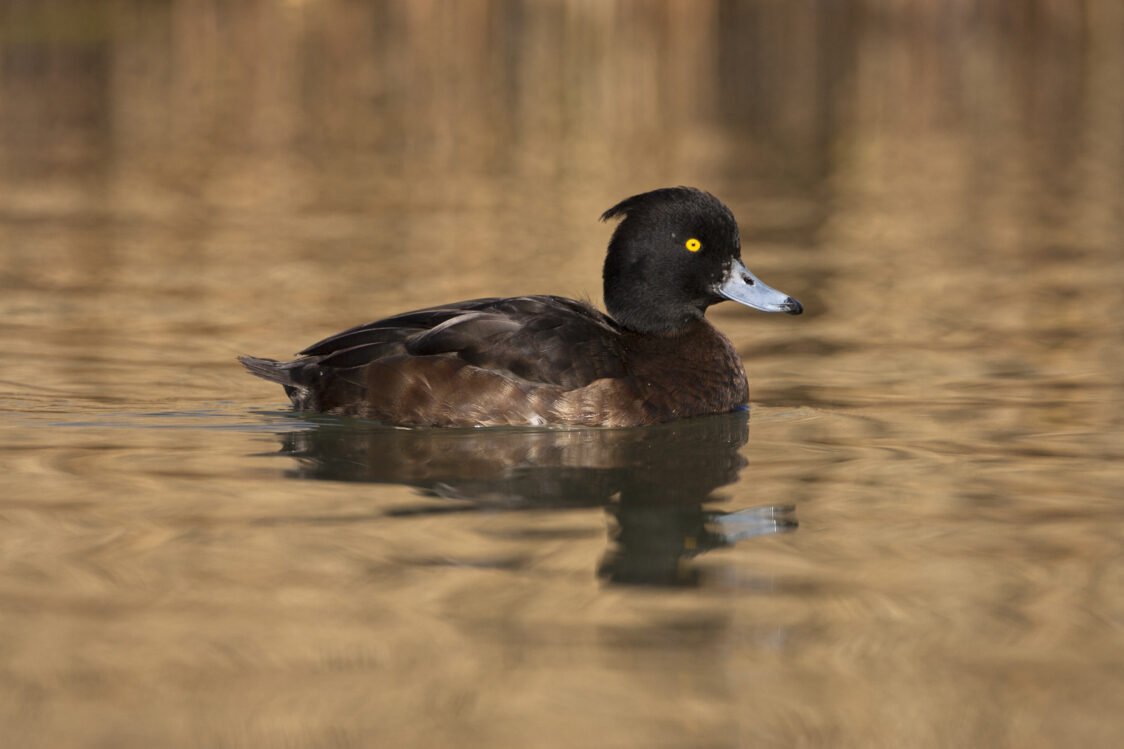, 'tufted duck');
240,187,802,427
